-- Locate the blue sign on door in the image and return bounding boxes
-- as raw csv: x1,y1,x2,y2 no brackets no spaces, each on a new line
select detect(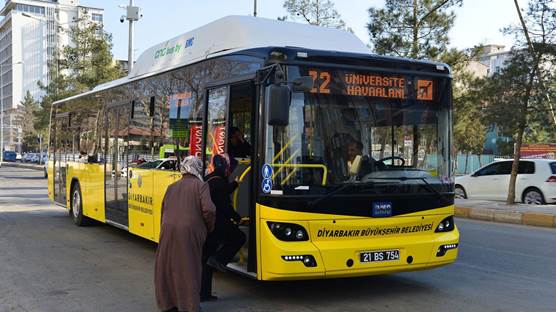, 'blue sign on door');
262,178,273,193
262,163,273,179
